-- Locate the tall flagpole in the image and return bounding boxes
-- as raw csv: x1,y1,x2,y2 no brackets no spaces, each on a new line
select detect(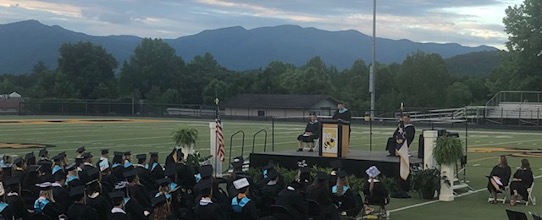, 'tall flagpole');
369,0,376,118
